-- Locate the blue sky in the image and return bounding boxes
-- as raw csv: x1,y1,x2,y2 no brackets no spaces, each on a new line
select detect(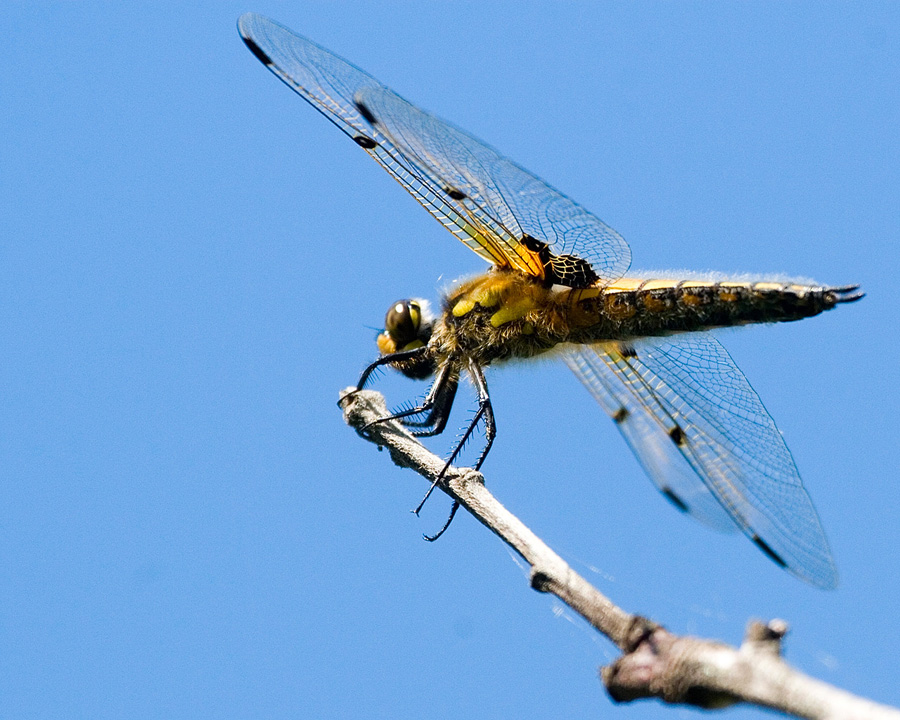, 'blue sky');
2,2,898,718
